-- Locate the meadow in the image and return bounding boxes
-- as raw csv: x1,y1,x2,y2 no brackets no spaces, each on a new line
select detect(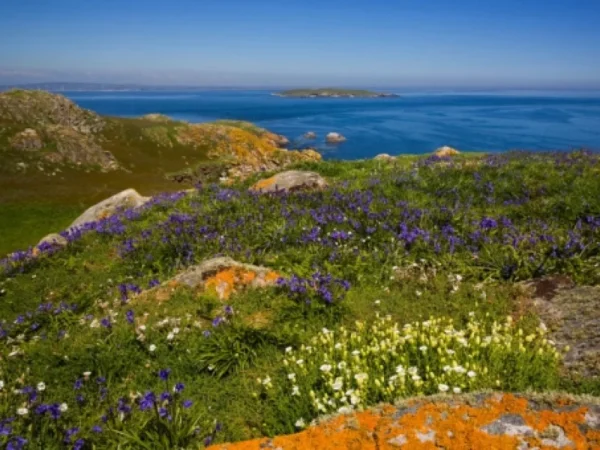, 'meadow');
1,151,600,449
